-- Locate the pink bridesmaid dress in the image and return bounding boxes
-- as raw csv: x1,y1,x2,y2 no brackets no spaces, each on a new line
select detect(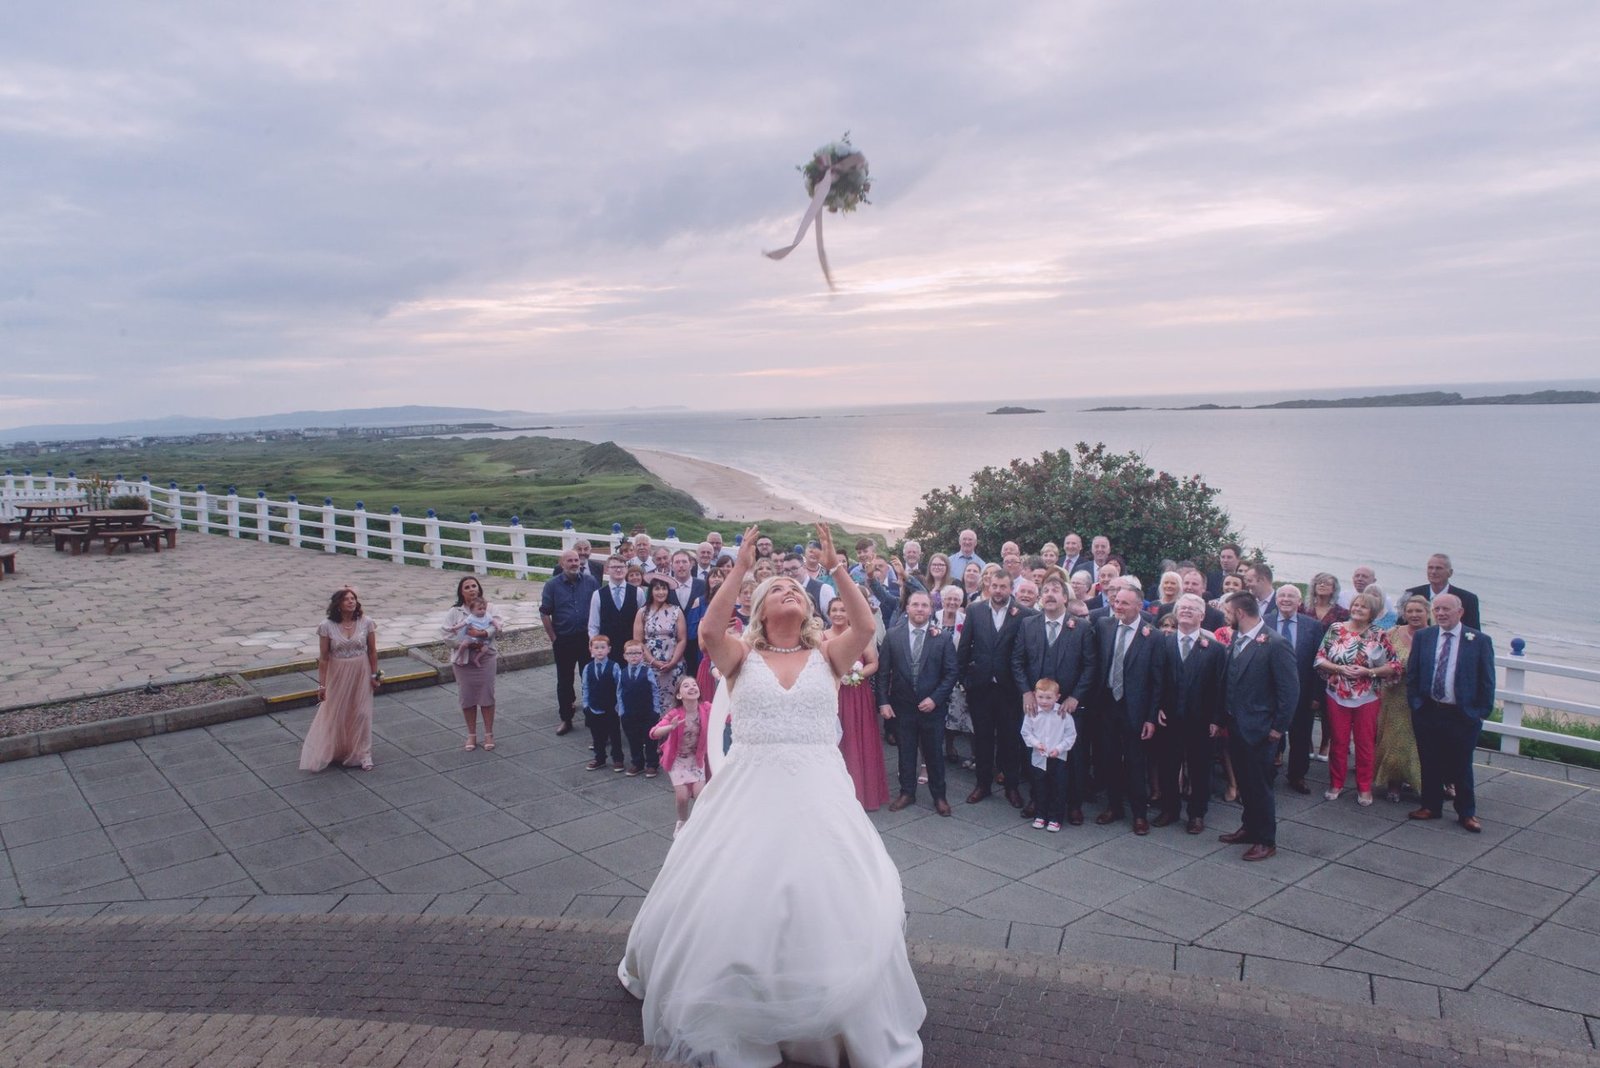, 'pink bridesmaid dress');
837,671,889,811
299,617,376,771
